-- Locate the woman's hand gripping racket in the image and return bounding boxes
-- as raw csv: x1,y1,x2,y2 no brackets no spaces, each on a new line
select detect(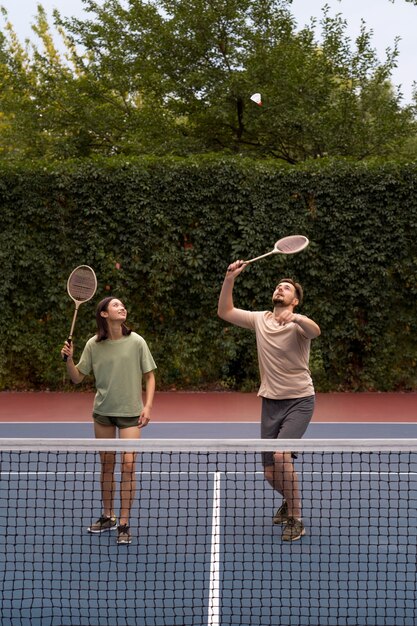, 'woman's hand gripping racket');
63,265,97,362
